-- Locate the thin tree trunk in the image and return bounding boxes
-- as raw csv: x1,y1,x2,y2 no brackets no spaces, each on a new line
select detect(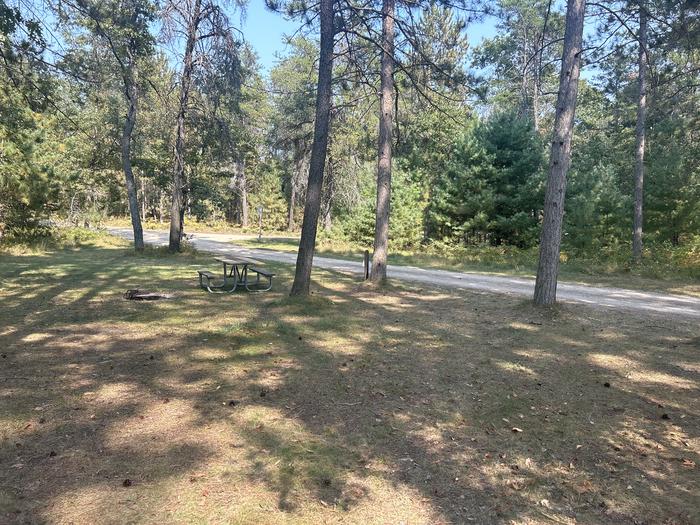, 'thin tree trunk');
533,0,552,133
289,0,334,296
519,40,530,120
632,1,647,263
323,205,332,231
238,160,248,227
122,74,144,252
288,179,296,231
533,64,540,132
141,175,146,222
323,159,334,232
69,194,77,225
289,148,303,231
370,0,395,283
533,0,586,306
168,0,201,252
323,126,335,232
